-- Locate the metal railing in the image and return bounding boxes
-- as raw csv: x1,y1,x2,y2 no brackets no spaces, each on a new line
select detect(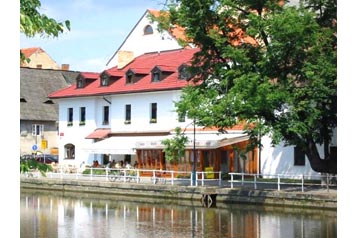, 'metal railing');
228,172,337,192
21,167,337,191
22,167,223,187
